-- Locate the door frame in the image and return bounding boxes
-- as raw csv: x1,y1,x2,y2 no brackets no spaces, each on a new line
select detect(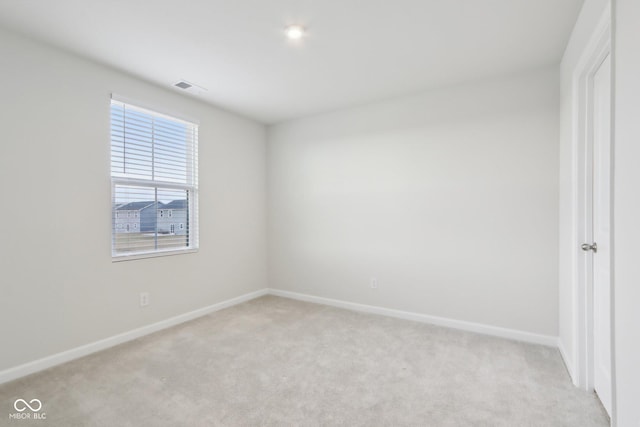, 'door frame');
570,3,613,403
